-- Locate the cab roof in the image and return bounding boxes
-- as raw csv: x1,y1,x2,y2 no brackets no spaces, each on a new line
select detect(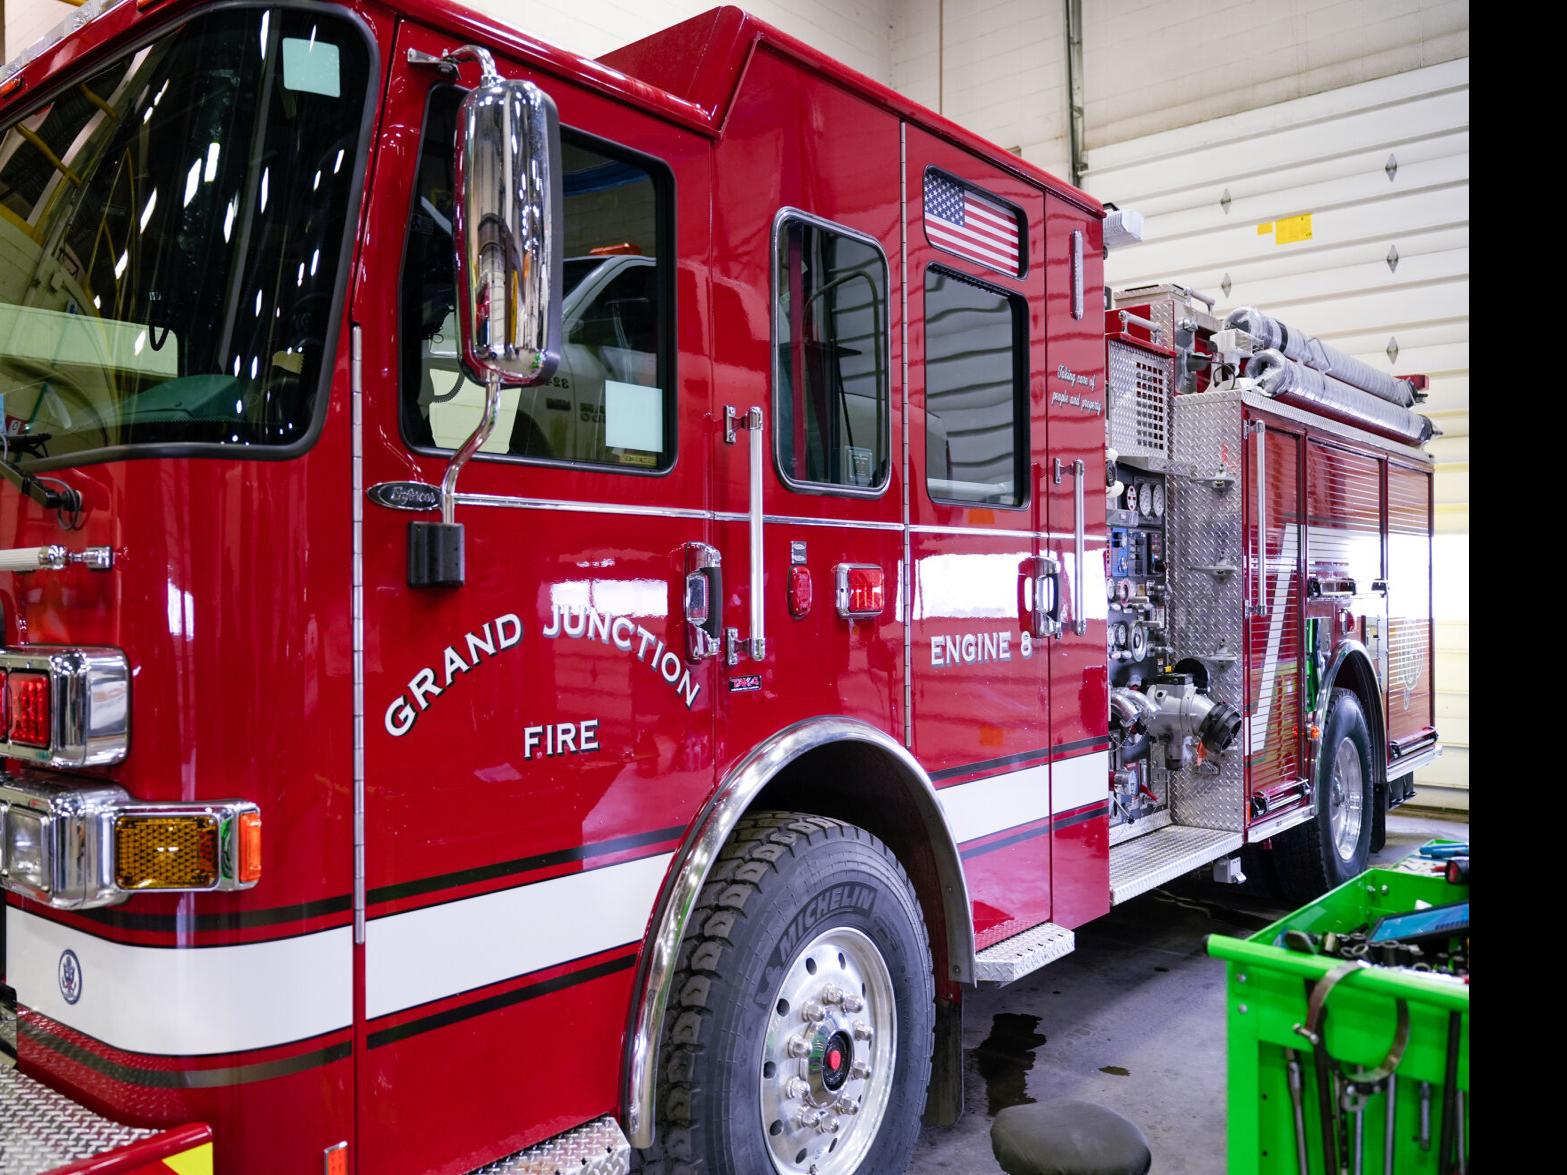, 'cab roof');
2,0,1100,217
